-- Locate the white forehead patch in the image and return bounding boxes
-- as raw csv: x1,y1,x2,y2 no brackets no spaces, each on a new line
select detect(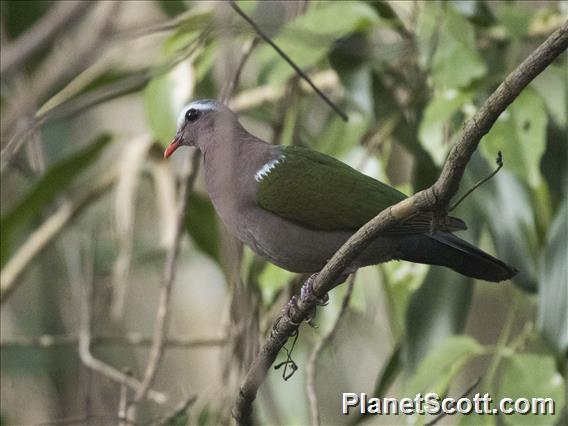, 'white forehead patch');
177,100,219,128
